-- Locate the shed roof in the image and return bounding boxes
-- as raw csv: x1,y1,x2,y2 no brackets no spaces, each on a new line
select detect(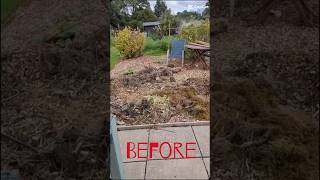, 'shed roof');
143,21,160,26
